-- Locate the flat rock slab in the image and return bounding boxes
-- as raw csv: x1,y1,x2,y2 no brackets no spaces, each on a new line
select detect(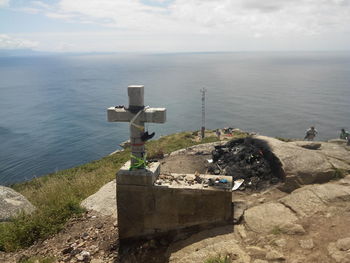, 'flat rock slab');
244,202,298,233
279,182,350,218
81,180,117,219
0,185,35,221
279,189,327,217
168,226,250,263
